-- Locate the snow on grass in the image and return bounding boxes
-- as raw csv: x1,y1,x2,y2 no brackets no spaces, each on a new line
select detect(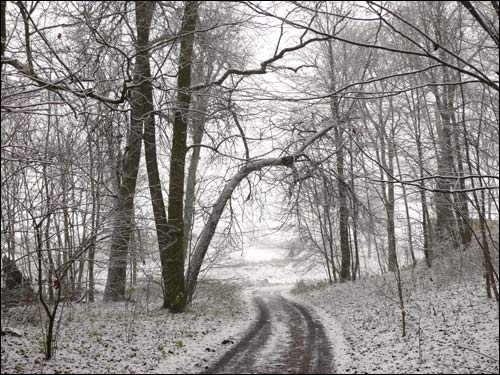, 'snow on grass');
1,281,253,374
207,255,326,285
292,266,499,374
